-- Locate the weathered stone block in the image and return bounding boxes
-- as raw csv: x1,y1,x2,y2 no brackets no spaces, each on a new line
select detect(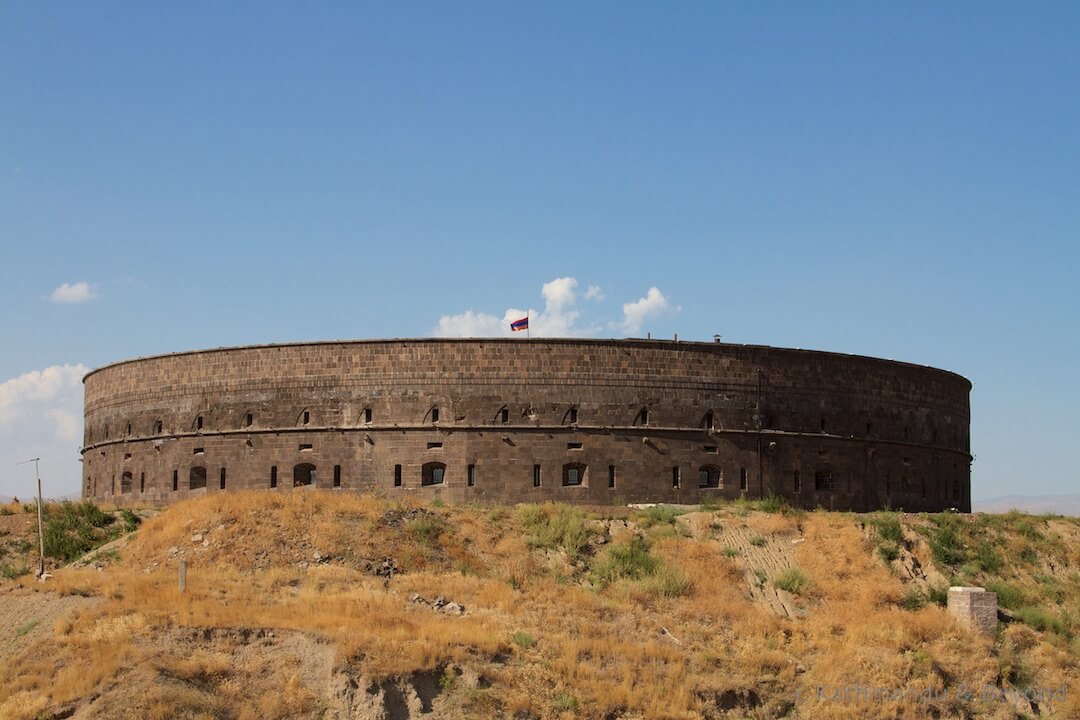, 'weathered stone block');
948,586,997,635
